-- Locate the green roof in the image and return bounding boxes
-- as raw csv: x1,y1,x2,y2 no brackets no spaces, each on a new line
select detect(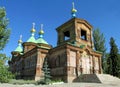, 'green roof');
14,45,23,52
27,36,36,43
37,45,50,49
36,38,48,44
